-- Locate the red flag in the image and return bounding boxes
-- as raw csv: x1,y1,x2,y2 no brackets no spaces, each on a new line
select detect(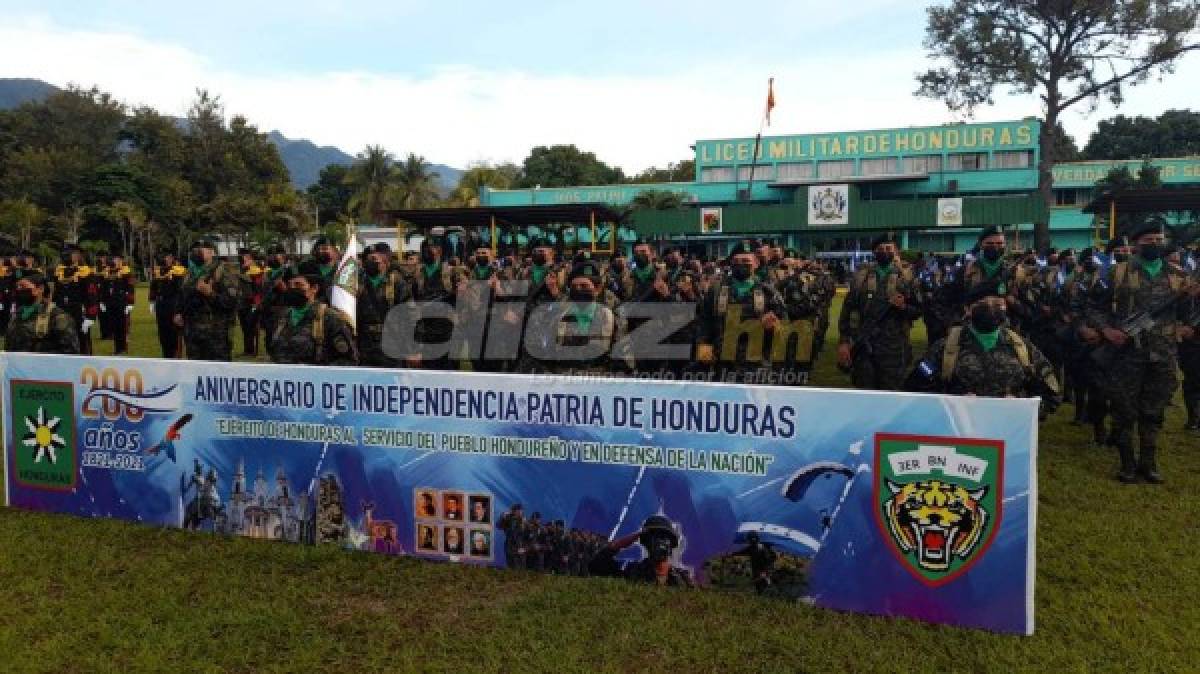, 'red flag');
765,77,776,126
